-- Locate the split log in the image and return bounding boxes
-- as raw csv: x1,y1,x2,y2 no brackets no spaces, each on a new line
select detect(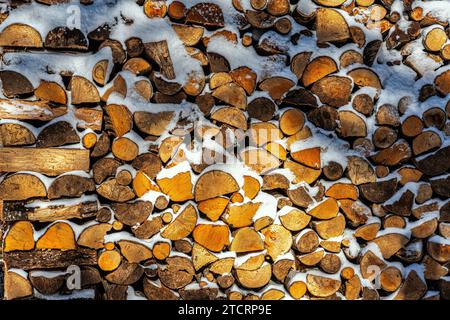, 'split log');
230,227,264,253
4,221,35,252
134,111,175,136
0,173,46,201
37,121,79,148
112,201,152,226
223,202,260,228
311,76,353,107
35,80,67,105
4,271,33,300
36,222,76,250
70,76,100,105
262,224,292,260
194,170,239,201
105,261,144,285
45,27,88,51
144,41,176,80
306,274,341,297
97,179,135,202
236,263,272,289
316,8,350,44
259,77,295,100
119,240,153,263
193,224,230,252
302,56,338,87
0,71,34,98
161,204,197,240
0,23,43,48
78,223,112,249
104,104,133,137
48,175,95,199
186,3,224,28
359,178,397,203
212,83,247,109
0,123,35,147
